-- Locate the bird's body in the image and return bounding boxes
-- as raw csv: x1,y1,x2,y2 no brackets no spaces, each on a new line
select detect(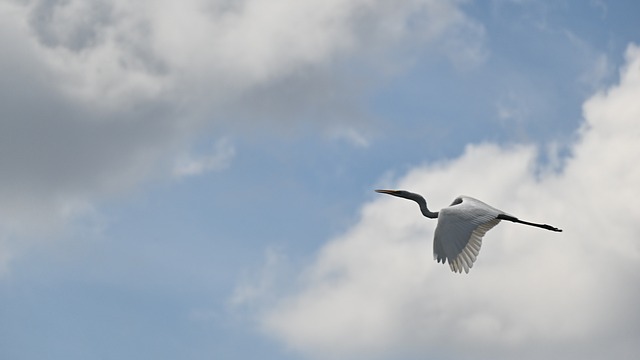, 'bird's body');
375,190,562,273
